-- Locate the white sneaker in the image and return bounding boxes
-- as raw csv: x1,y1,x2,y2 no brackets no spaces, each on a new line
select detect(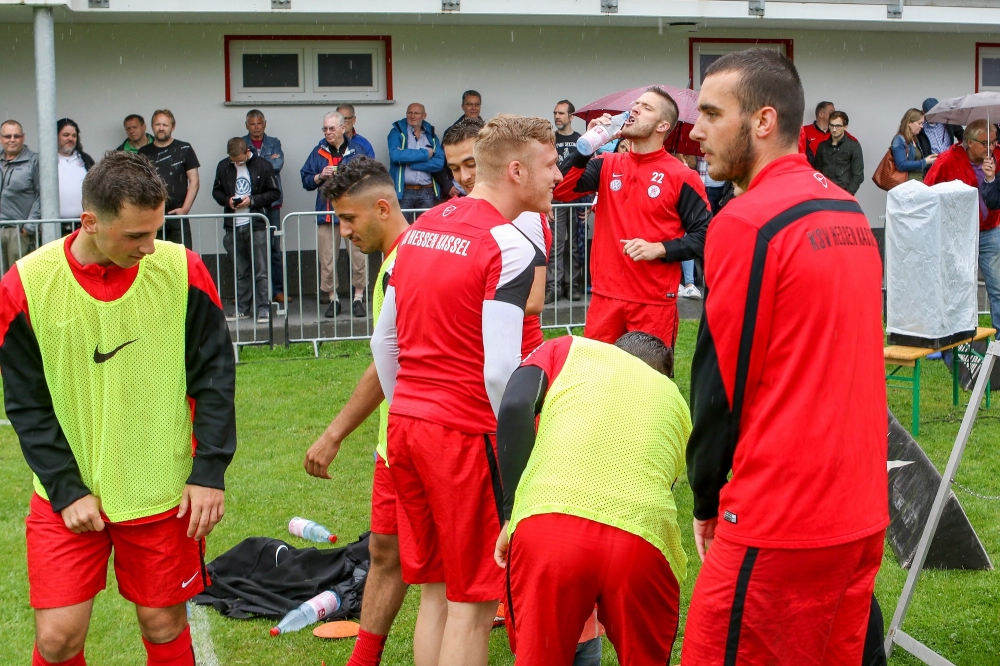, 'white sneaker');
682,285,703,300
